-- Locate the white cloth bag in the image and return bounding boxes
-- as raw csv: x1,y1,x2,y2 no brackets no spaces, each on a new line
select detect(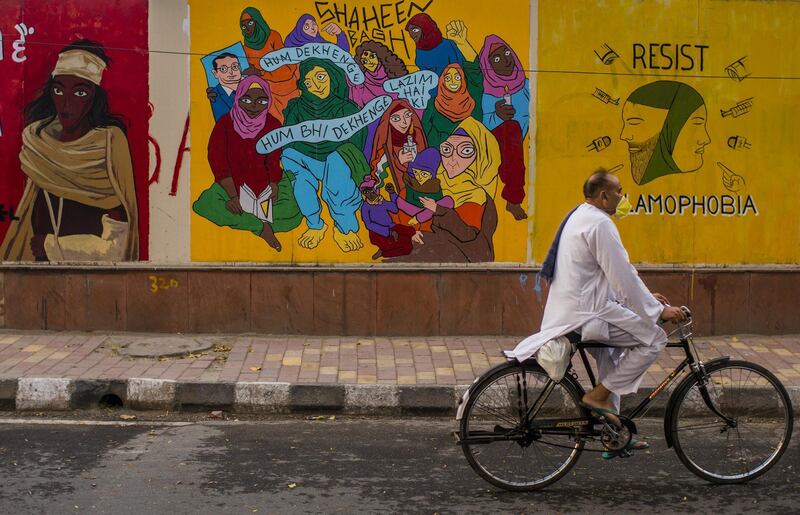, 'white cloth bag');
536,336,574,381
